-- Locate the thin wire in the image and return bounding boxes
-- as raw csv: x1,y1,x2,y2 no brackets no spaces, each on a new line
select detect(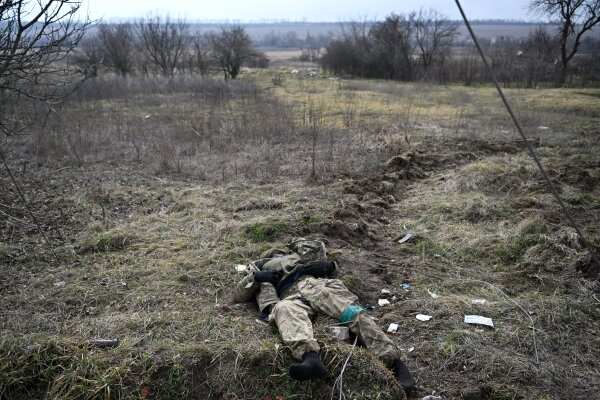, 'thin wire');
0,146,57,259
454,0,600,271
331,335,359,400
